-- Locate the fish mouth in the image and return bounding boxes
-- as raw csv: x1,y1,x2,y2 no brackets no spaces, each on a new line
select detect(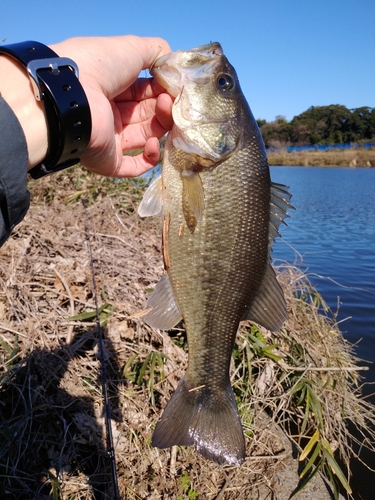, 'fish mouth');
178,42,223,60
150,59,182,97
150,42,224,97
